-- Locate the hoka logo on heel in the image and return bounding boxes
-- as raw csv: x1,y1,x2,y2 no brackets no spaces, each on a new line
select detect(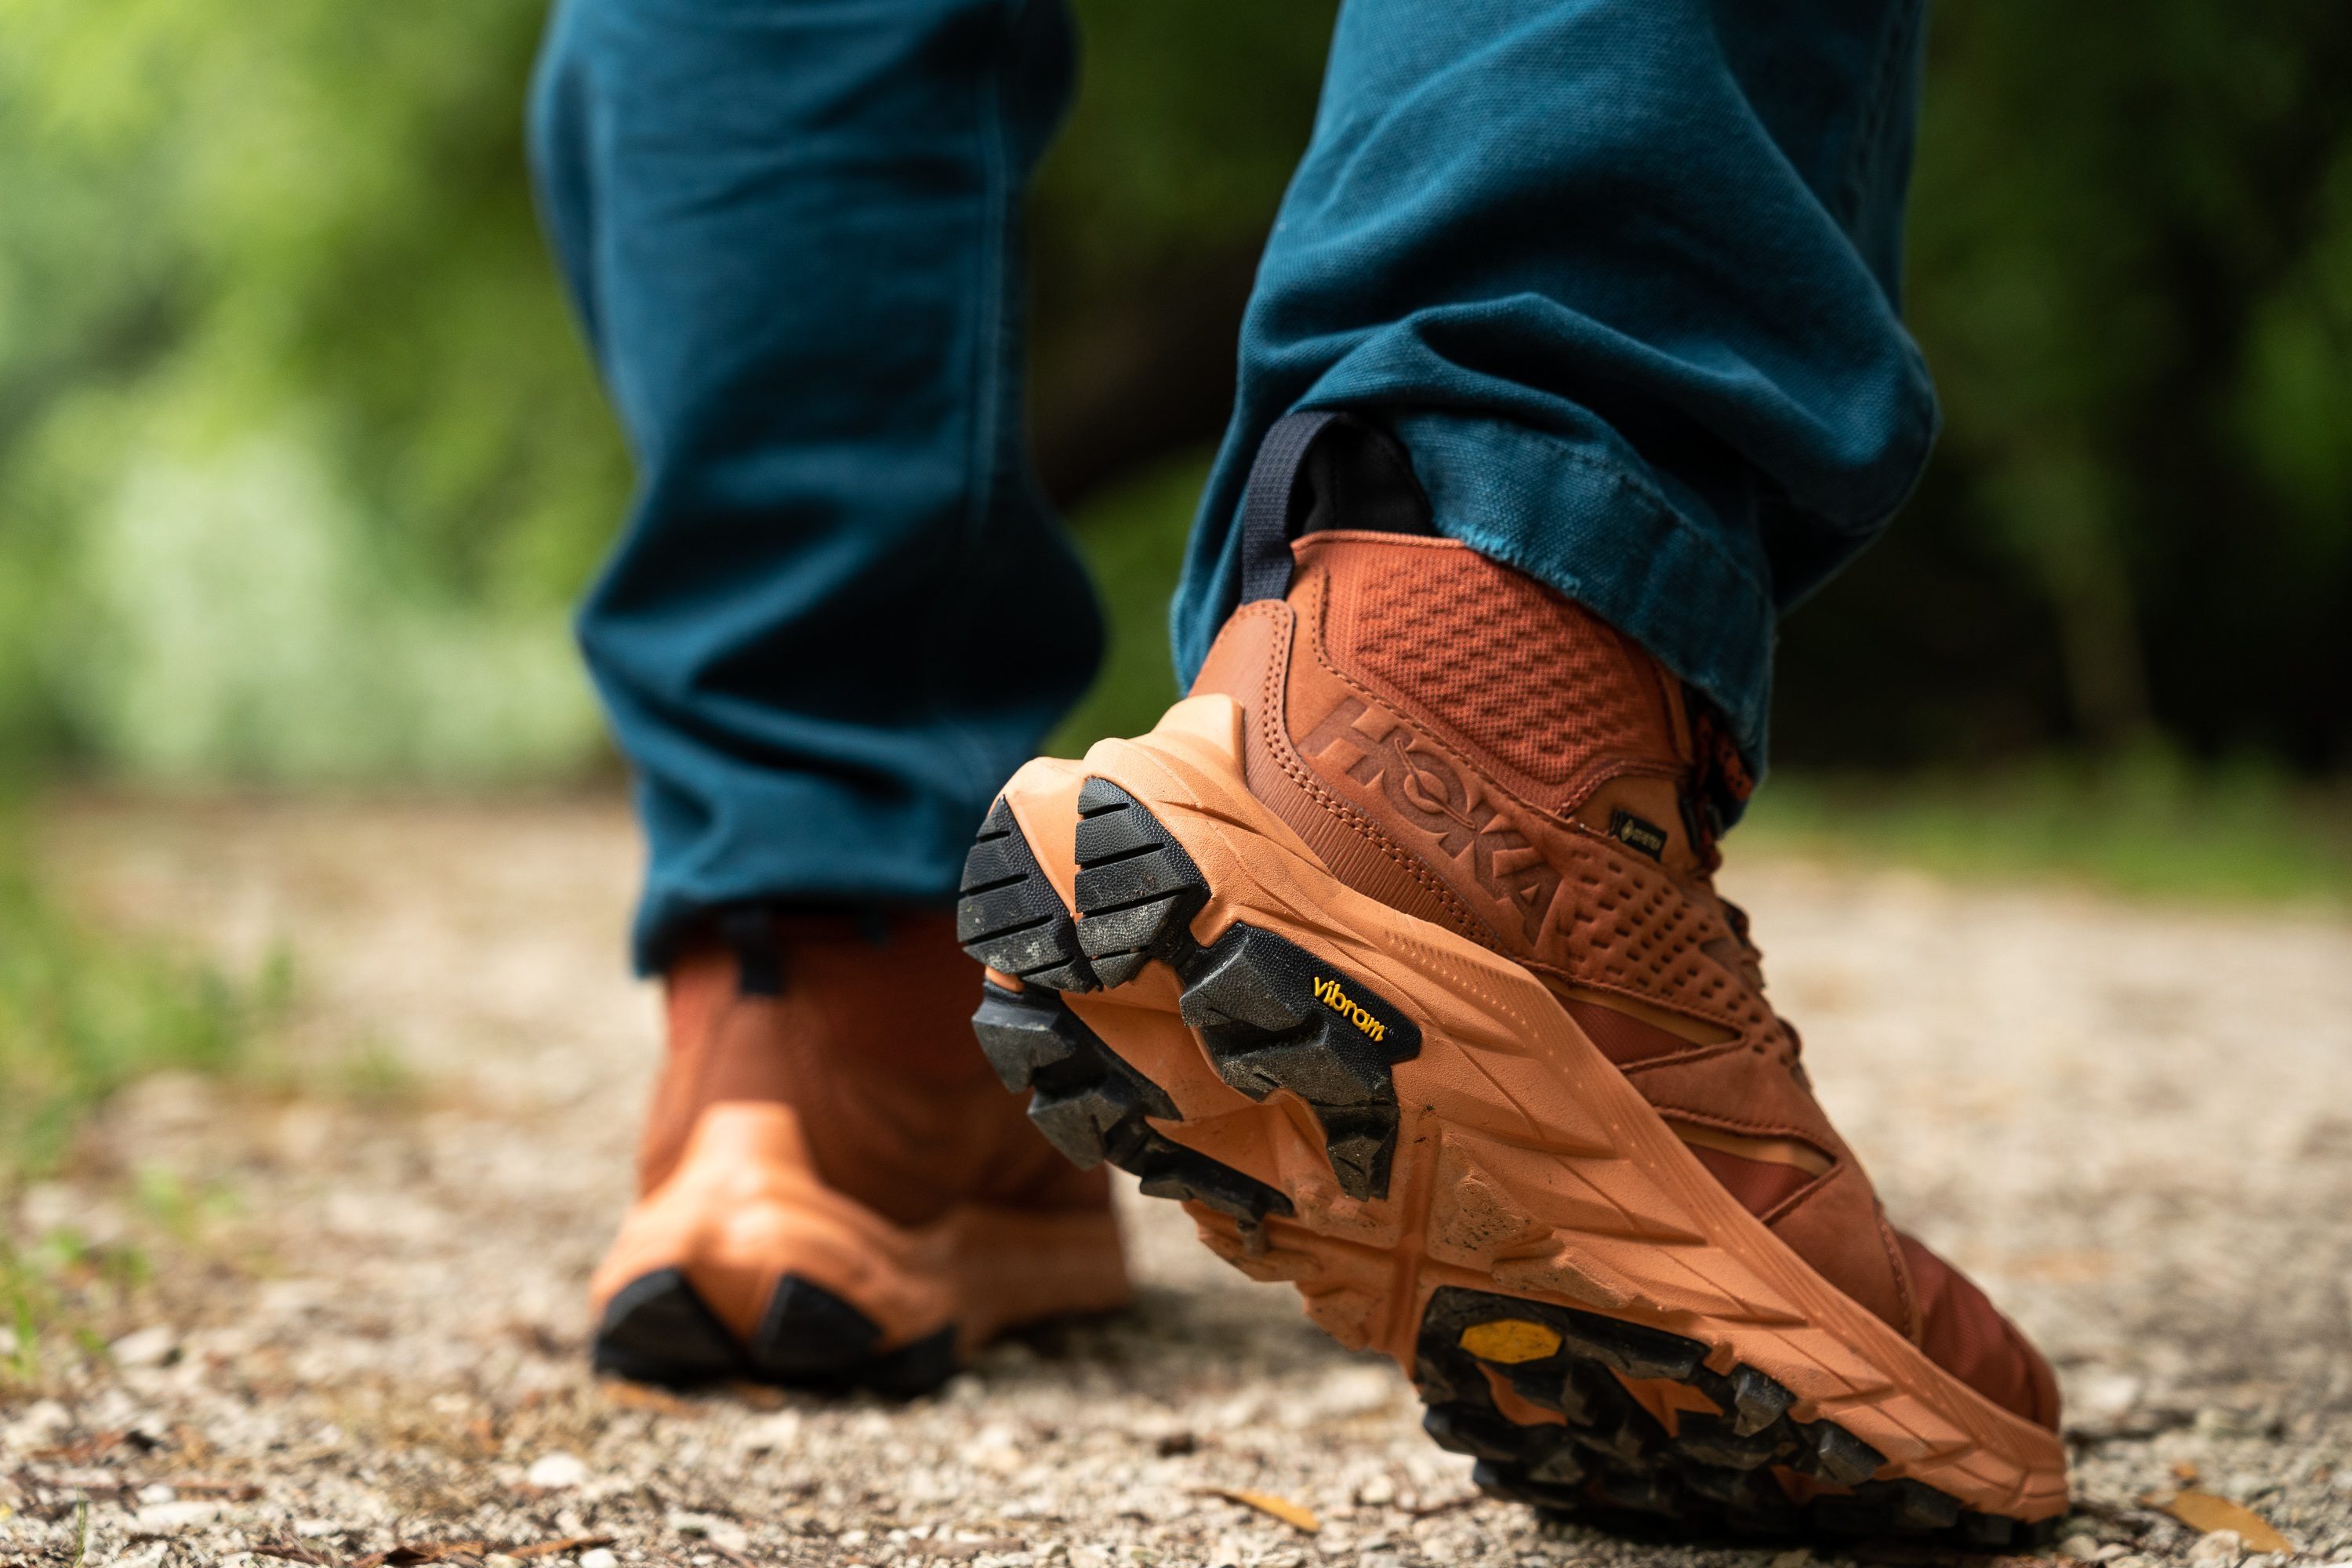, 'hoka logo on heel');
1312,975,1386,1043
1300,696,1563,942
